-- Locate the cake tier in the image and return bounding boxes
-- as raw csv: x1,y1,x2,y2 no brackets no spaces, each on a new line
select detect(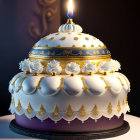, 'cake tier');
15,114,124,132
9,72,130,122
